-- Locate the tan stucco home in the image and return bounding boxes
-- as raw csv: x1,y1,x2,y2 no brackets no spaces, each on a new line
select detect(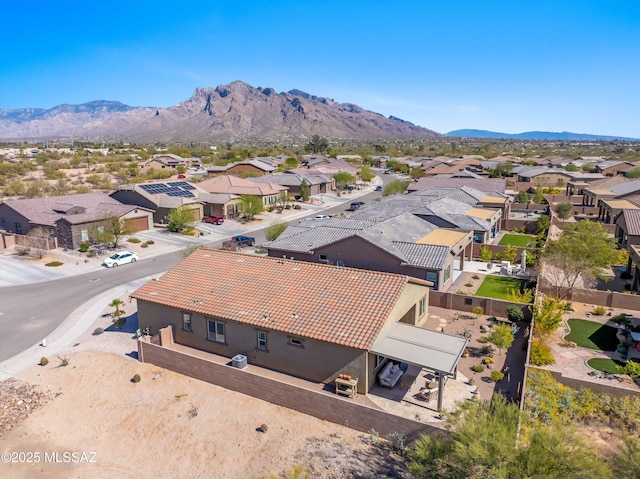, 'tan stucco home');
131,249,467,395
